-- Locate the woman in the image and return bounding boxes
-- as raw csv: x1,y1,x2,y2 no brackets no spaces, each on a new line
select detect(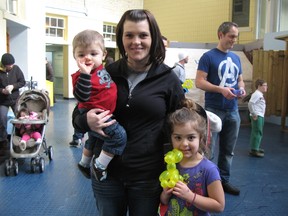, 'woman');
72,9,184,216
0,53,25,148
